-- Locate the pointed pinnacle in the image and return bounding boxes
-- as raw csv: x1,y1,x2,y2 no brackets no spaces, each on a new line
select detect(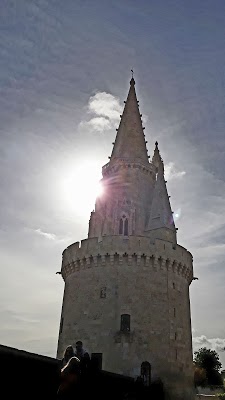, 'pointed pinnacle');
130,69,135,86
110,76,148,164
